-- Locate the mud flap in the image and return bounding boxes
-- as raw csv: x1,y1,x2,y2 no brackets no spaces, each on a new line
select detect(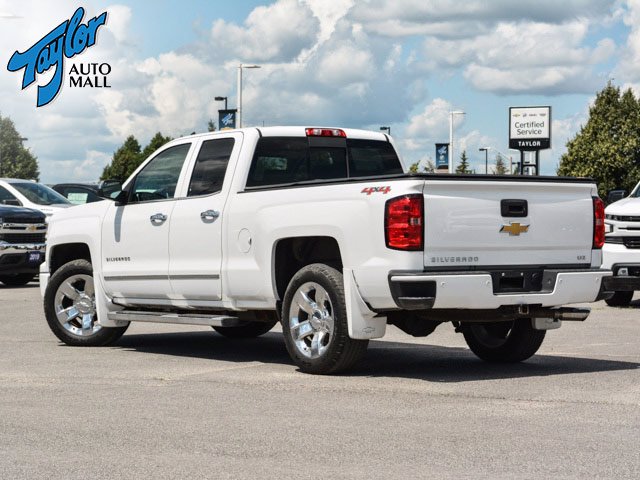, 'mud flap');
95,278,127,327
344,268,386,339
